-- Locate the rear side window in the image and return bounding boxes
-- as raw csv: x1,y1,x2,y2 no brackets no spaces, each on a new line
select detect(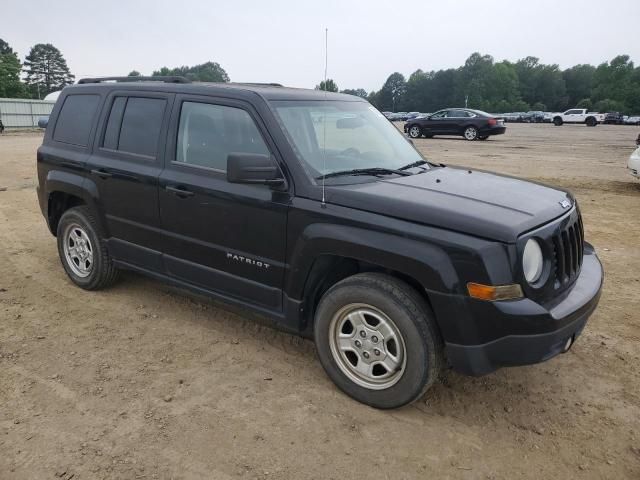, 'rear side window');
102,96,166,158
53,94,100,147
175,102,270,171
